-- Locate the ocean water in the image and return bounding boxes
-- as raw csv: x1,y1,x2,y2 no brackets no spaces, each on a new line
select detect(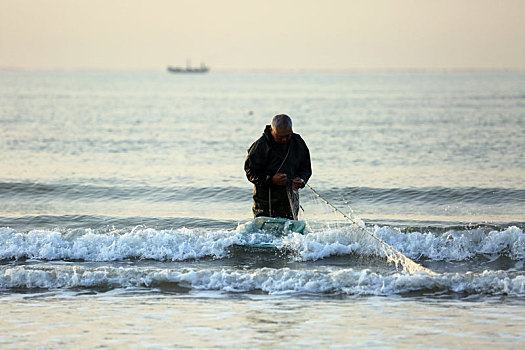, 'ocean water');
1,70,524,348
